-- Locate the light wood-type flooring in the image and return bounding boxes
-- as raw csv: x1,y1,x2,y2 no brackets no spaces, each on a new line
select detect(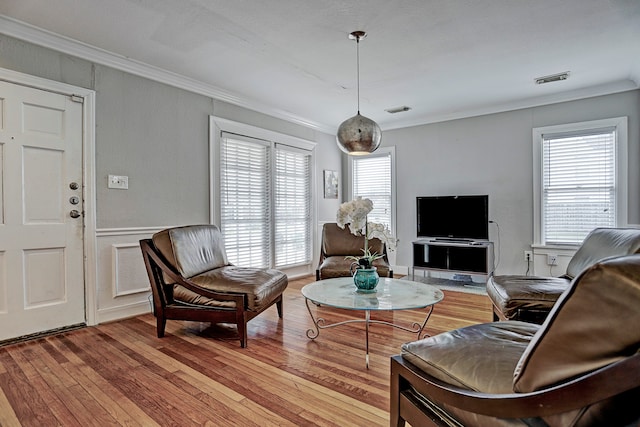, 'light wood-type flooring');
0,275,492,426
